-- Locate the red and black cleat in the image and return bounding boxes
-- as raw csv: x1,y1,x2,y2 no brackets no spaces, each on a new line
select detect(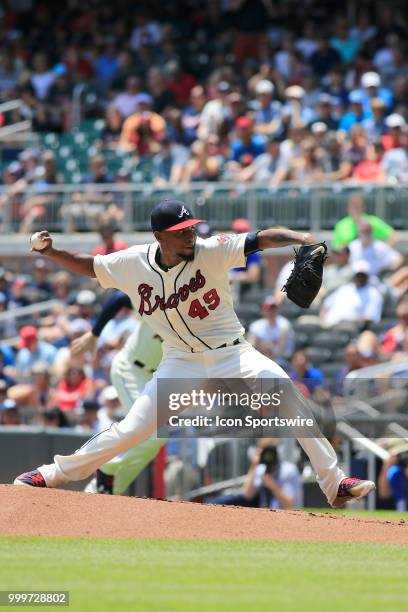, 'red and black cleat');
13,469,47,488
332,477,375,508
